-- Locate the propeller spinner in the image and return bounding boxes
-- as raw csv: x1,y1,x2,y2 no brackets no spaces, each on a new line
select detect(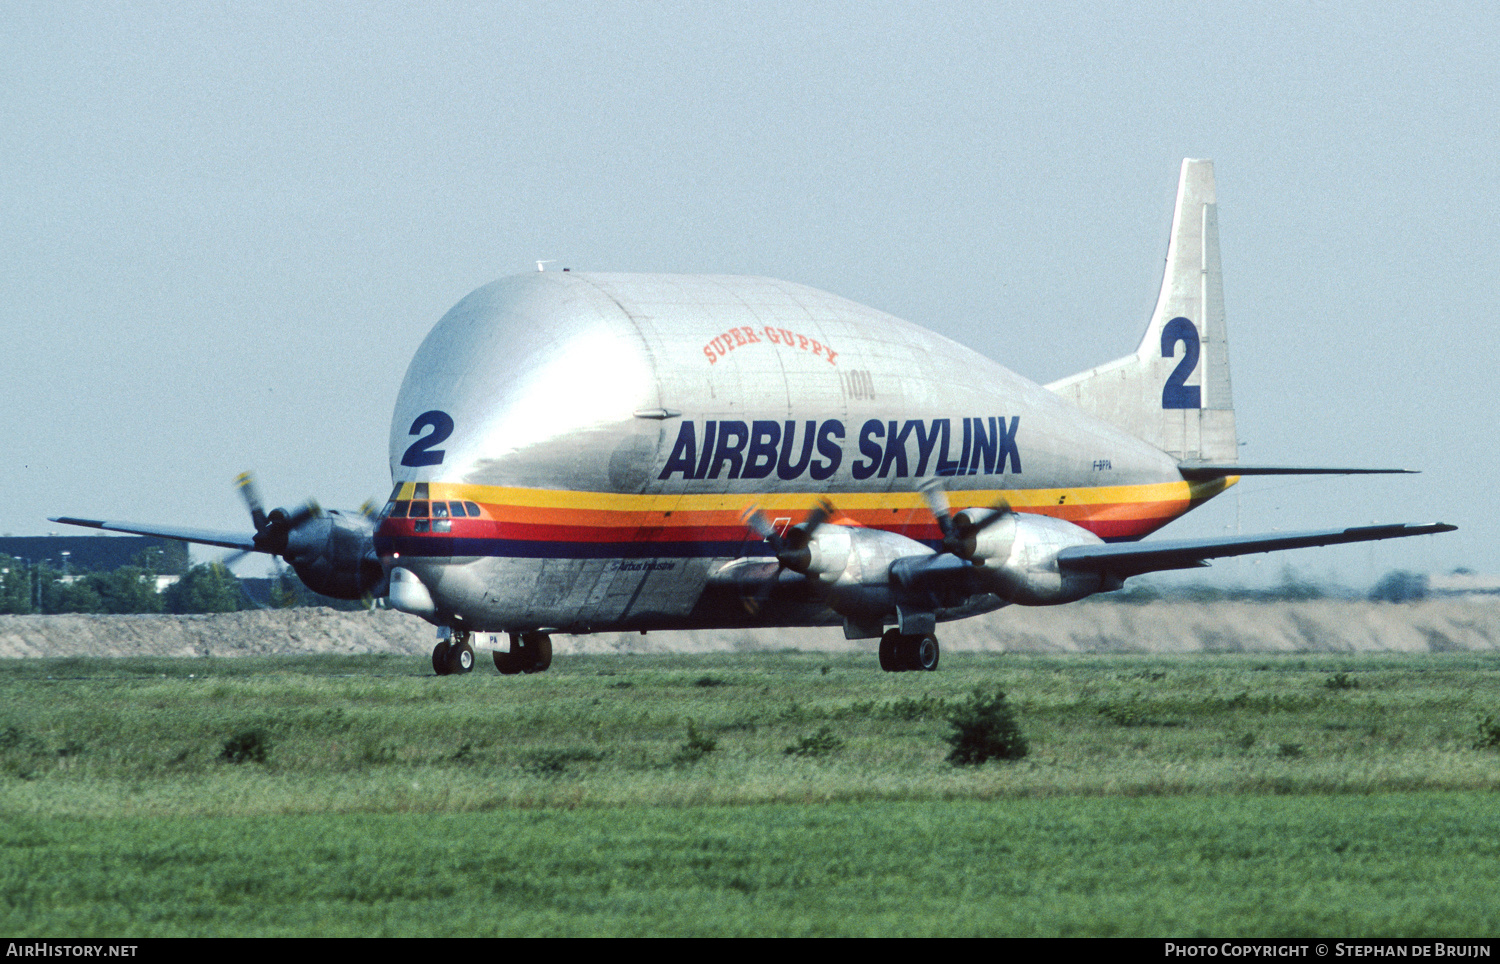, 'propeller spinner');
919,481,1012,561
